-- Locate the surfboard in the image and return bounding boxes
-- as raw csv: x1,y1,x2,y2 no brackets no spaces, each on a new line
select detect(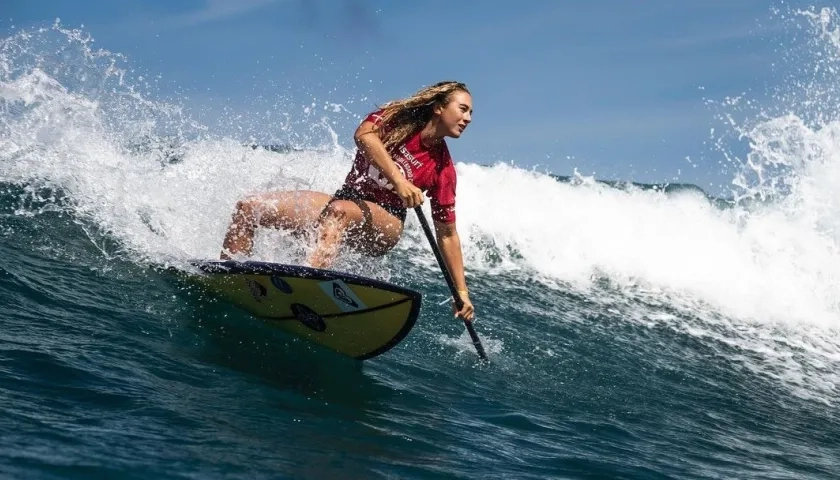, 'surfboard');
178,260,421,360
